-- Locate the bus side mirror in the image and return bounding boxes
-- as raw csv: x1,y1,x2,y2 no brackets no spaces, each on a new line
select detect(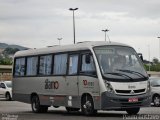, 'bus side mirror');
138,53,143,62
85,54,91,64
